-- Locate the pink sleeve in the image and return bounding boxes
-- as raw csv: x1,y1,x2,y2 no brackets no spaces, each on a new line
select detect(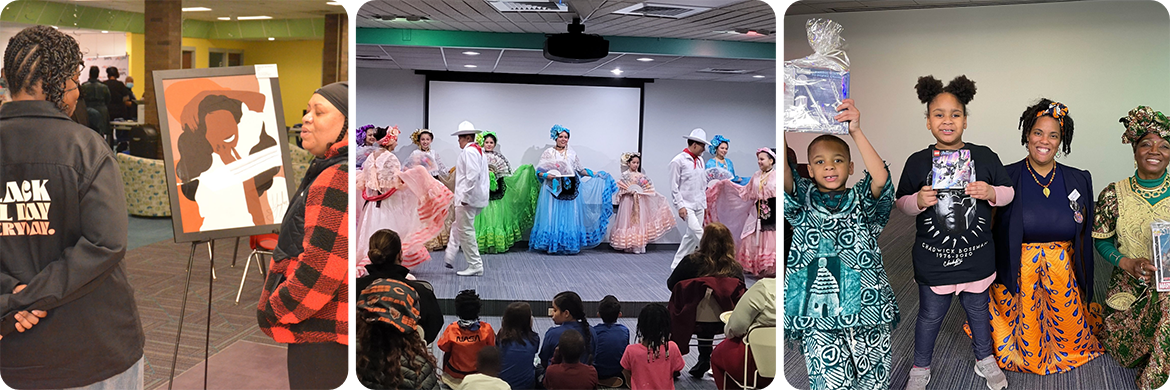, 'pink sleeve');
669,342,685,372
989,185,1015,207
620,345,632,370
896,194,926,216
